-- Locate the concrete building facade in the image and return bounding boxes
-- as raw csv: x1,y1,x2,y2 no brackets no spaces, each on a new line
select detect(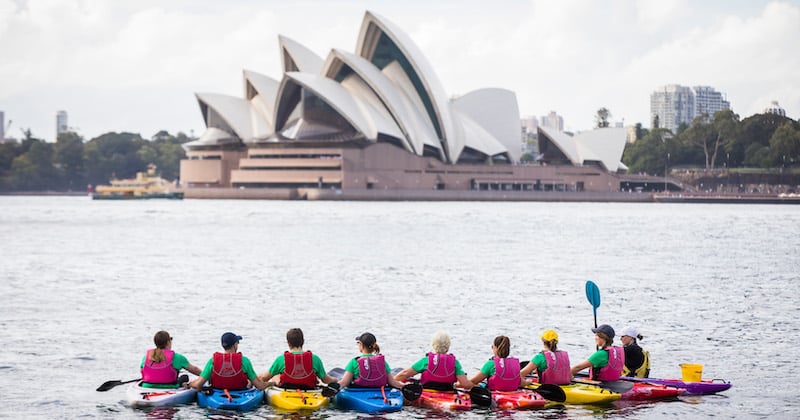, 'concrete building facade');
650,84,730,132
